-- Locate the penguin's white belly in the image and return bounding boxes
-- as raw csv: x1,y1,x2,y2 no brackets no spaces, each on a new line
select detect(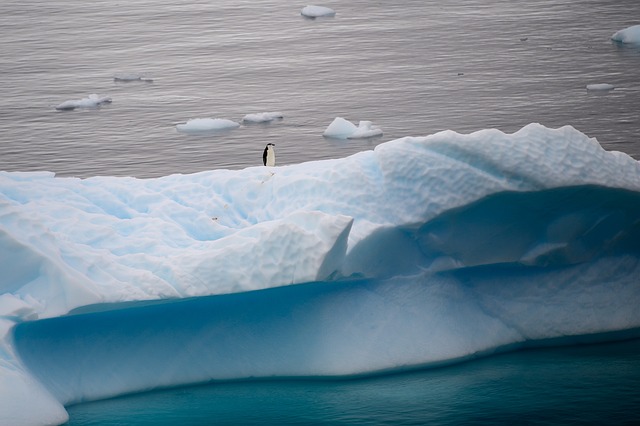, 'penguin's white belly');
265,149,276,166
